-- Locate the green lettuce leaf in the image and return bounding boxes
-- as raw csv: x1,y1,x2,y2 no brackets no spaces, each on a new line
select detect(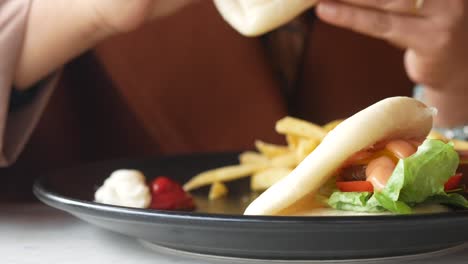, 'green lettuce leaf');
327,139,465,214
328,192,385,213
427,193,468,208
378,139,459,213
373,192,412,214
384,139,459,204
